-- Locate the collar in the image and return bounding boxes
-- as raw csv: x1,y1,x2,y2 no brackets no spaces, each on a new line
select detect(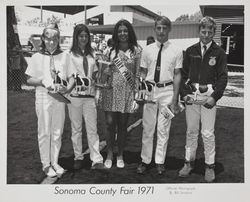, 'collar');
200,41,212,50
39,48,63,56
156,40,169,48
